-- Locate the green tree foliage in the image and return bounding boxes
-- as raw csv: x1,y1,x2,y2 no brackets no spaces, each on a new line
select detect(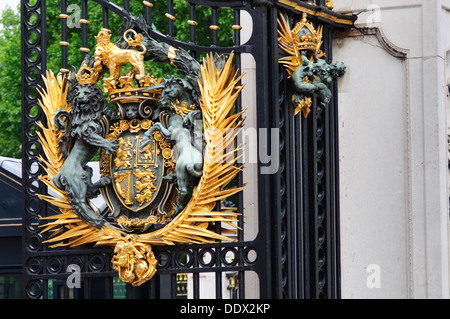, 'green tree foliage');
0,0,233,158
0,6,22,158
